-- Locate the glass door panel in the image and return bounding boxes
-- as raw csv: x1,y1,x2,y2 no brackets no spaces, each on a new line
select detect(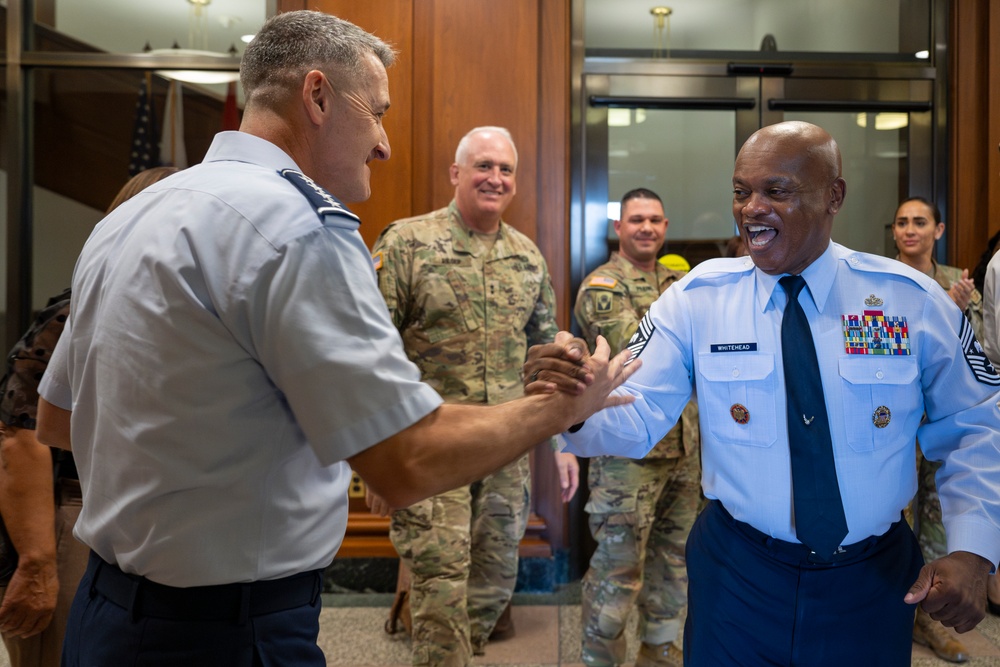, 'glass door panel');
781,110,928,258
577,72,936,284
583,0,932,63
608,109,737,263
